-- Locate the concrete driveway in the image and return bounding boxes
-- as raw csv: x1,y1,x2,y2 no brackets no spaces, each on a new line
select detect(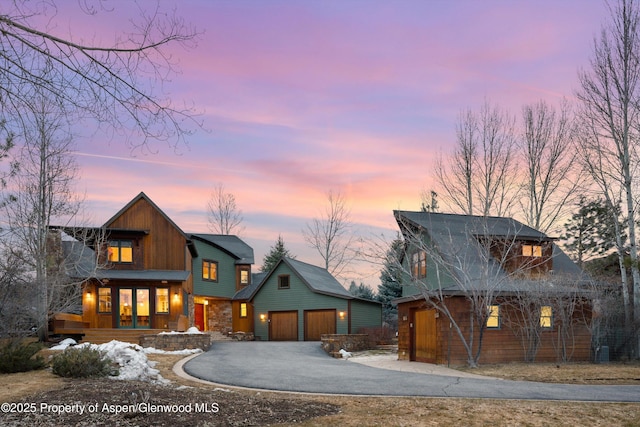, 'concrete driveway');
181,341,640,402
